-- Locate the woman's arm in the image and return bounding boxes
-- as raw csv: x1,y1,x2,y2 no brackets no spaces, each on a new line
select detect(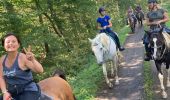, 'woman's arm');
107,19,113,28
158,11,169,24
23,52,43,73
0,57,11,100
0,57,7,93
21,47,43,73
